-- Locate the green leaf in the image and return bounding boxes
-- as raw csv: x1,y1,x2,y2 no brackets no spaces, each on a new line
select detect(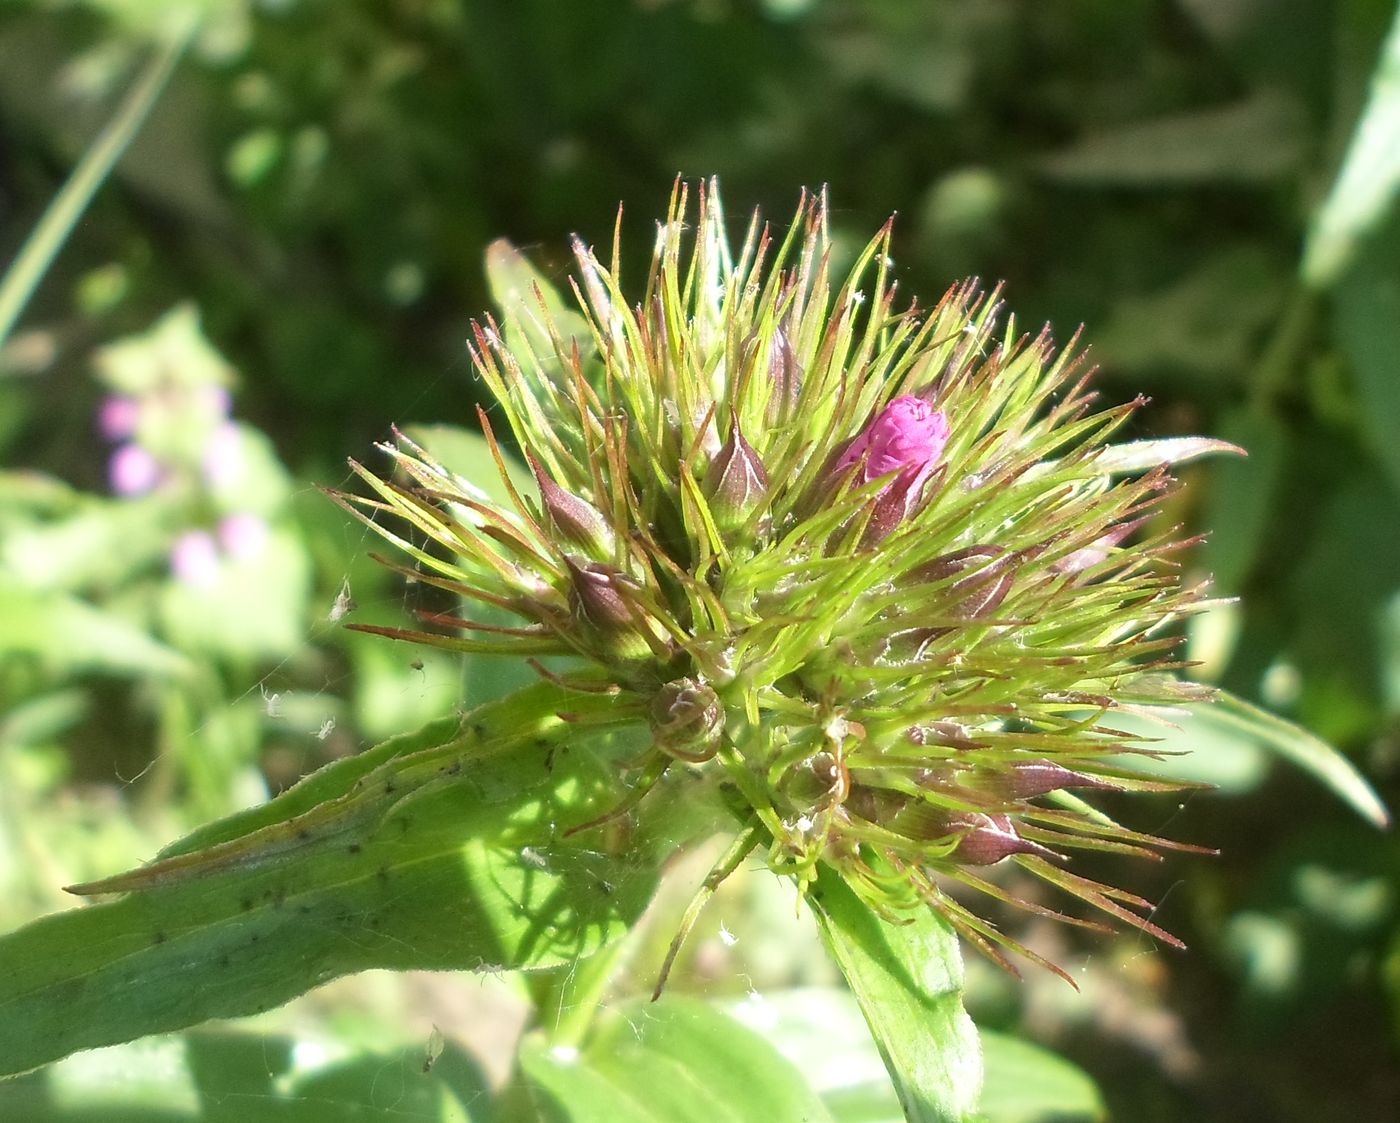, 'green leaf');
1332,208,1400,497
484,239,594,366
1037,91,1306,185
977,1031,1105,1123
1208,689,1390,828
0,577,189,679
1198,407,1287,595
1302,5,1400,287
1109,700,1270,795
517,996,835,1123
0,686,657,1077
809,866,982,1123
723,986,908,1123
721,988,1102,1123
0,1030,493,1122
0,15,194,352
